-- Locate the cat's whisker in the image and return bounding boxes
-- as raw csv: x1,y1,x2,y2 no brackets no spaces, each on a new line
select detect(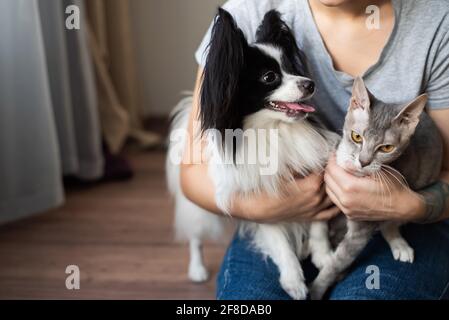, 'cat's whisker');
382,165,409,189
379,170,394,210
374,171,388,210
381,166,425,202
376,172,387,209
382,167,409,192
376,171,386,207
377,171,389,209
372,172,381,208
